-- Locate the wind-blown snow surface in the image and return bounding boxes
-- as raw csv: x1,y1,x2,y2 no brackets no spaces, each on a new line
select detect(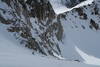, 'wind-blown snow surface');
49,0,94,14
0,24,99,67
